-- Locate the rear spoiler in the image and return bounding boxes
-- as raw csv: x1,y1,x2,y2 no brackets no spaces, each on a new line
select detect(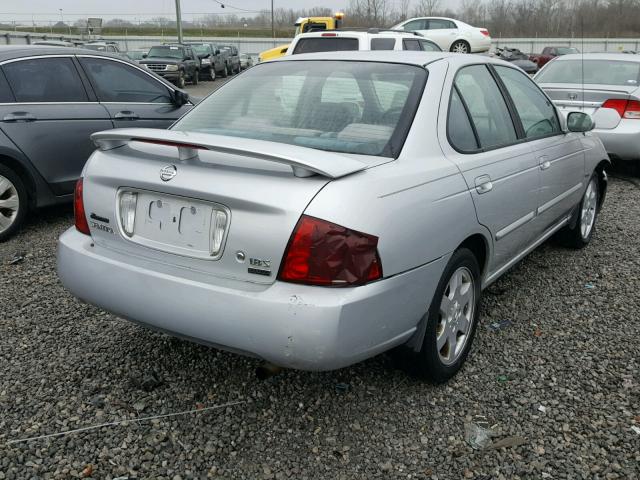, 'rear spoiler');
91,128,367,179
